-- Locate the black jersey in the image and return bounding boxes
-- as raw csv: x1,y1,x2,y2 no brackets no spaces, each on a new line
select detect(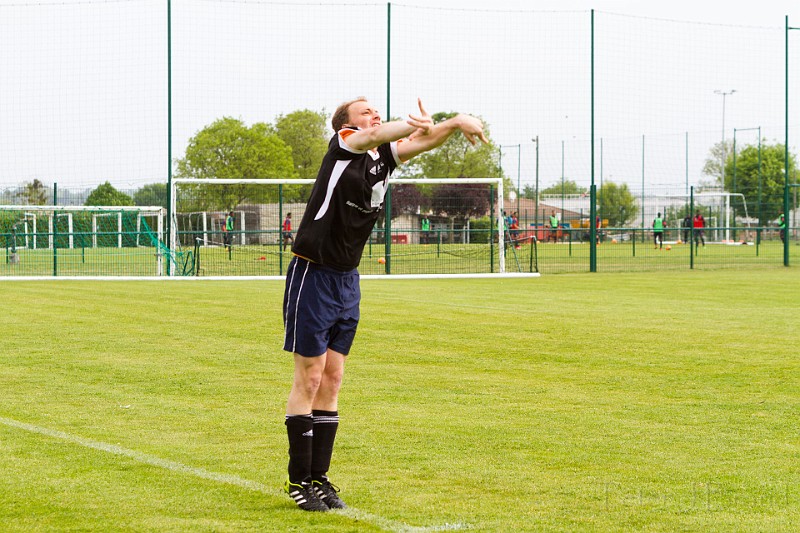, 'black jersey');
292,128,402,271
